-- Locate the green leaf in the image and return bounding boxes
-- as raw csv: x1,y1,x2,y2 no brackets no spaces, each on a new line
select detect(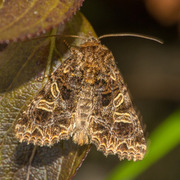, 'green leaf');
0,0,84,43
0,12,96,180
107,109,180,180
